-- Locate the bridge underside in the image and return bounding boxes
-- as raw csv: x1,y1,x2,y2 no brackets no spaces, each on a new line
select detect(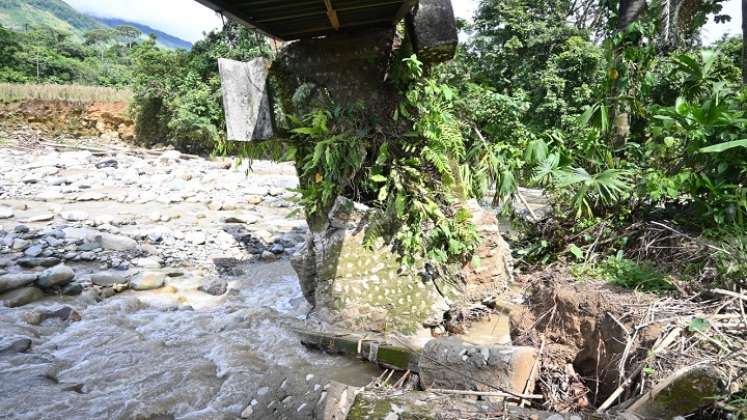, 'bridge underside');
194,0,417,40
